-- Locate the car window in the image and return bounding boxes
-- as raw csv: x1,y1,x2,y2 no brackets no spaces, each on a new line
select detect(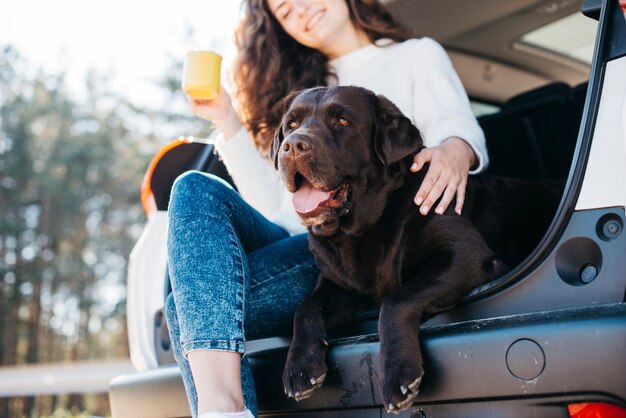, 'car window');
518,12,598,64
